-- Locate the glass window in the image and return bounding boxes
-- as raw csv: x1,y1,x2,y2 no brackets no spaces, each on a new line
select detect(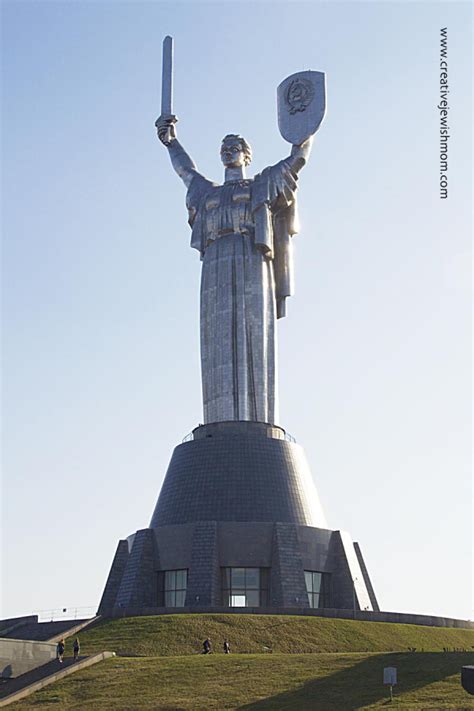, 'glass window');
158,569,188,607
175,590,186,607
260,568,269,606
222,567,269,607
304,570,331,609
231,568,246,587
245,569,260,588
176,569,187,589
165,570,176,590
231,594,246,607
246,590,260,607
165,590,176,607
